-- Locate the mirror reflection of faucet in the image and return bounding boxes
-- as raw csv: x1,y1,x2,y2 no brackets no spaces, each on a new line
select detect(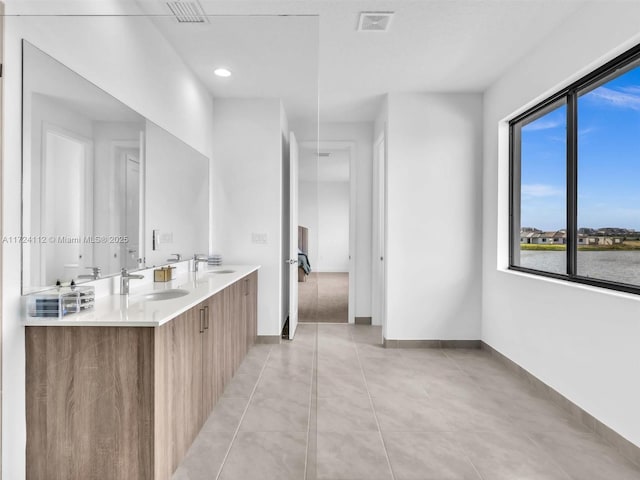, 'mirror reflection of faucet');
167,253,182,263
120,268,144,295
78,266,101,280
